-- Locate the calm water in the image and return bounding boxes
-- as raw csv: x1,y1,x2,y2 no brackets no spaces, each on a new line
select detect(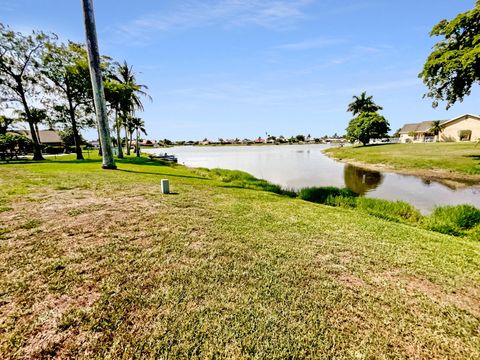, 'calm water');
145,144,480,212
